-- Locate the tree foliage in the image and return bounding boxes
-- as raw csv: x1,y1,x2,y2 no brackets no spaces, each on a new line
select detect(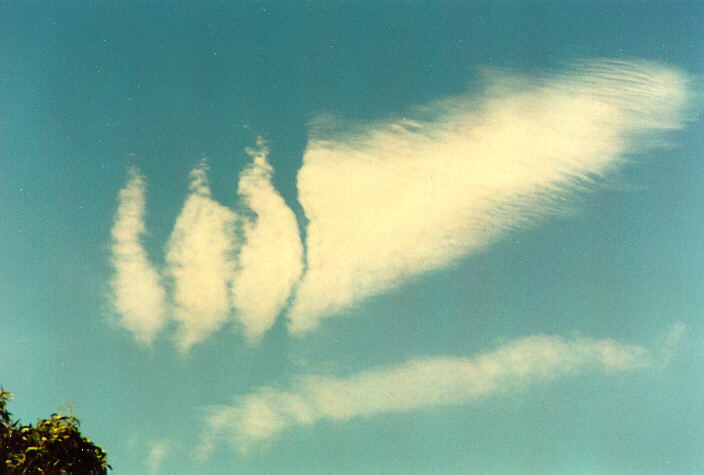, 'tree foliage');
1,388,110,474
